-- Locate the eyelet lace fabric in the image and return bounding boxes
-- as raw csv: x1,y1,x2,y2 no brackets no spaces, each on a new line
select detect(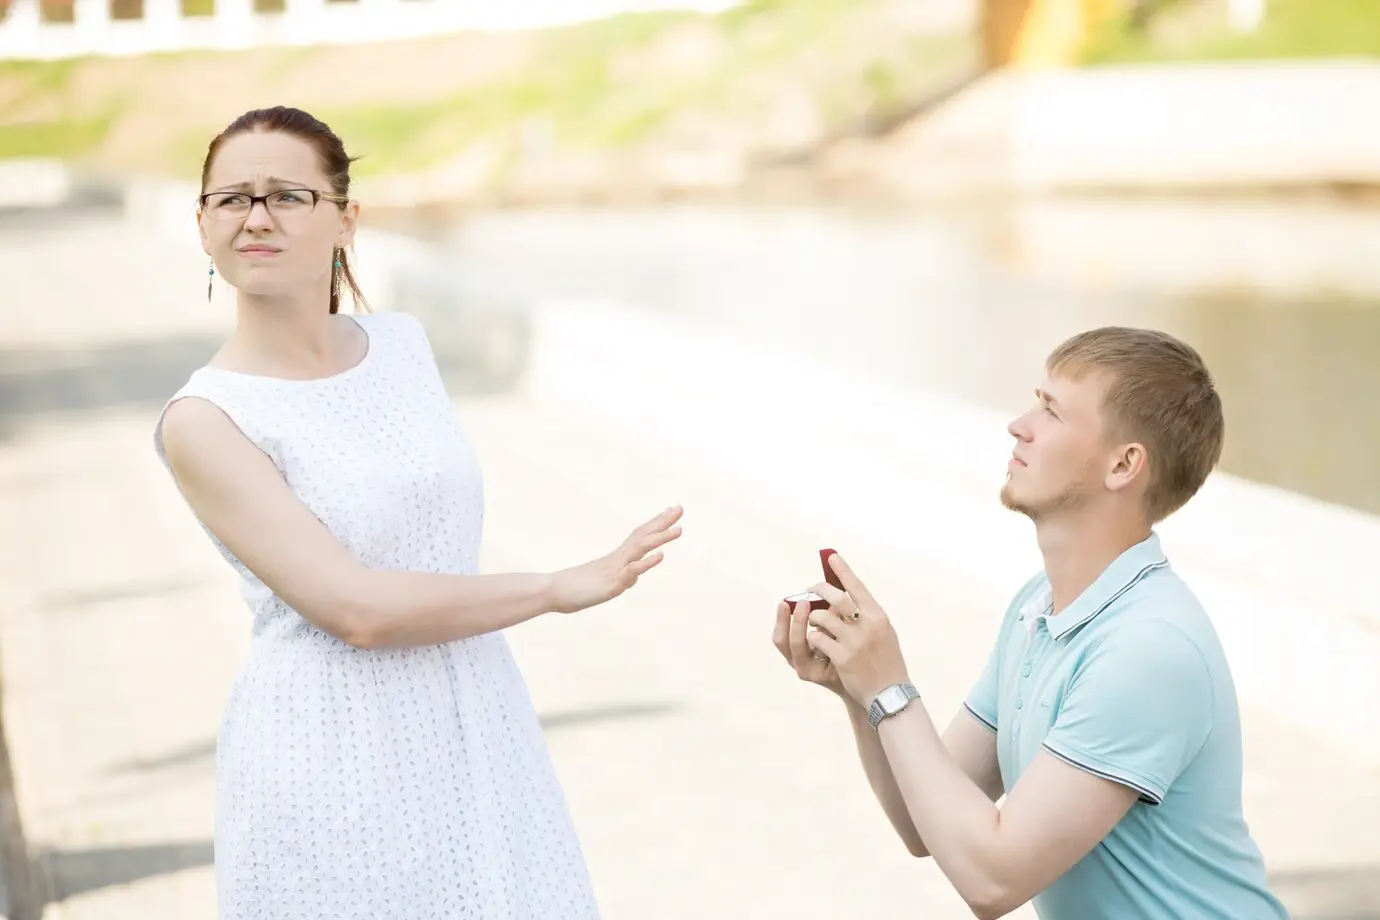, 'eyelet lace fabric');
154,312,600,919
